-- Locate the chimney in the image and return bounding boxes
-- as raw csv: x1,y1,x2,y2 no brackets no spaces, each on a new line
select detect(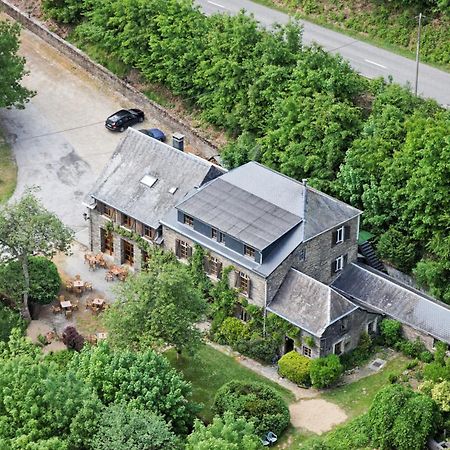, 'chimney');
172,133,185,151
